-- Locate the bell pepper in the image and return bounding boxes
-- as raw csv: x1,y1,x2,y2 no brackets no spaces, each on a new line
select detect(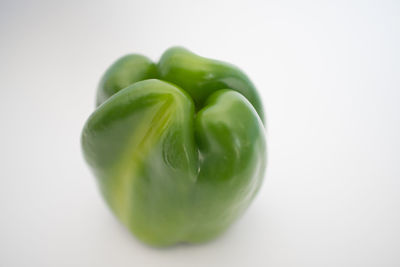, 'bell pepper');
81,47,267,246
